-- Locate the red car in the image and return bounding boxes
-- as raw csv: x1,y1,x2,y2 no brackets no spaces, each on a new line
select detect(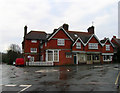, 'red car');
15,58,25,66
